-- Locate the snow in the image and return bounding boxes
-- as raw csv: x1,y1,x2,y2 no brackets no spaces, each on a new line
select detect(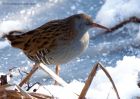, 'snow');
0,41,9,49
0,0,140,99
96,0,140,27
0,20,24,34
28,0,140,98
29,56,140,99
